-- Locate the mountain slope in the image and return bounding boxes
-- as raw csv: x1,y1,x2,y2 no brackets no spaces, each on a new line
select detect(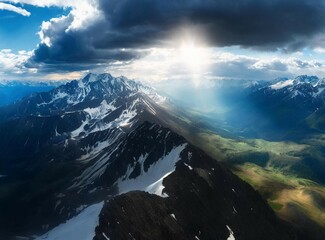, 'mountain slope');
0,73,173,237
0,73,303,239
214,75,325,140
95,144,298,240
305,106,325,132
0,73,167,171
